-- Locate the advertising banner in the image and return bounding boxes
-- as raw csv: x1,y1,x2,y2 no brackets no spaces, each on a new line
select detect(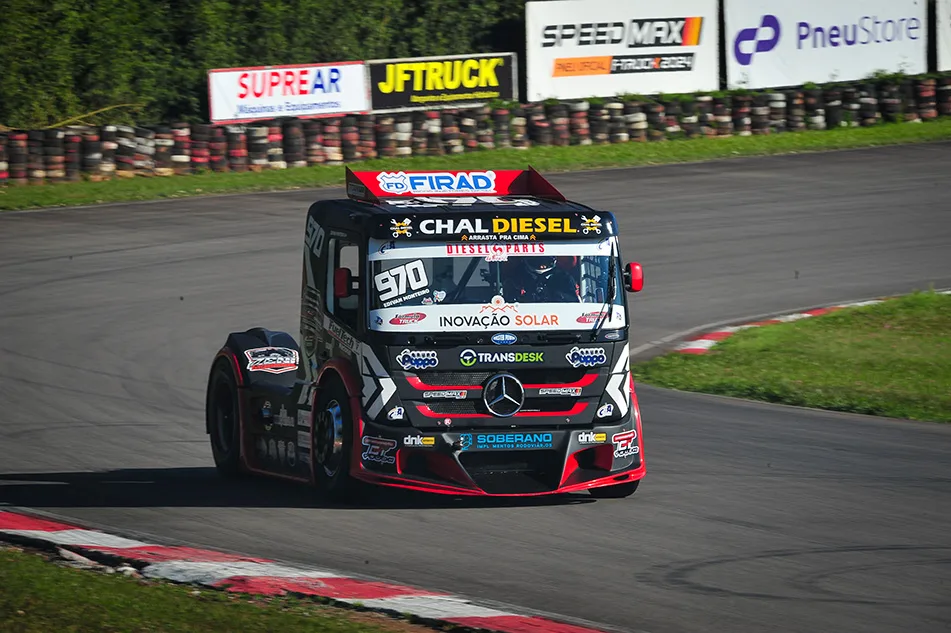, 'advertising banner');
368,53,517,112
525,0,719,102
939,0,951,72
725,0,927,89
208,61,369,124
